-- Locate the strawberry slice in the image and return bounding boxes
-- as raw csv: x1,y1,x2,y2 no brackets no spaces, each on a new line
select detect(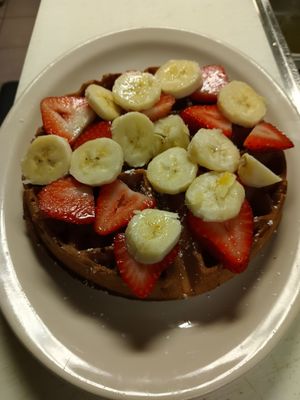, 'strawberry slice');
243,121,294,151
187,200,253,273
95,179,156,236
180,105,232,137
190,64,229,103
40,96,95,143
114,233,178,298
72,121,112,149
142,94,176,121
38,176,95,224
